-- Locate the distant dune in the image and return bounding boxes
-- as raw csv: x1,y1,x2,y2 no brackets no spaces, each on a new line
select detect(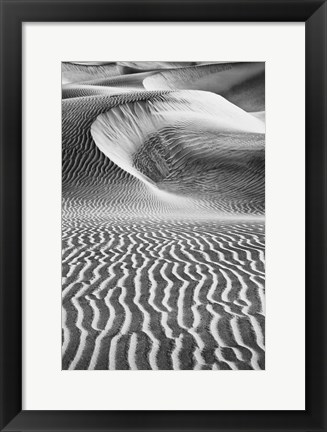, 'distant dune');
143,62,265,111
62,61,265,370
116,61,198,71
62,62,130,85
62,84,133,99
78,71,153,88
